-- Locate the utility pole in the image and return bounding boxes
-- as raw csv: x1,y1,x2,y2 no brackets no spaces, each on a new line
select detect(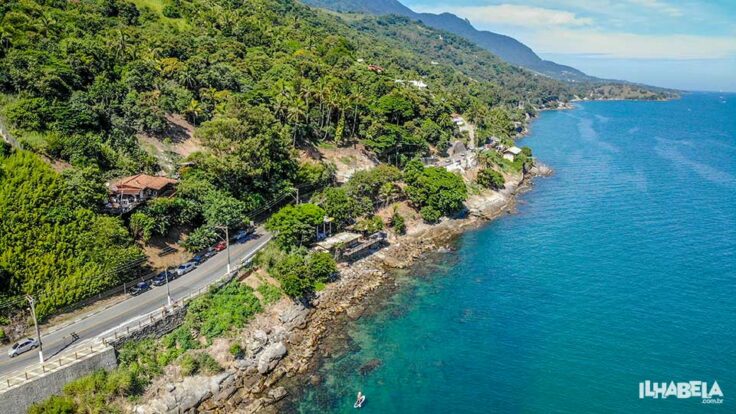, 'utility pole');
216,225,231,274
165,267,172,307
225,226,230,273
25,295,43,364
292,187,300,205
